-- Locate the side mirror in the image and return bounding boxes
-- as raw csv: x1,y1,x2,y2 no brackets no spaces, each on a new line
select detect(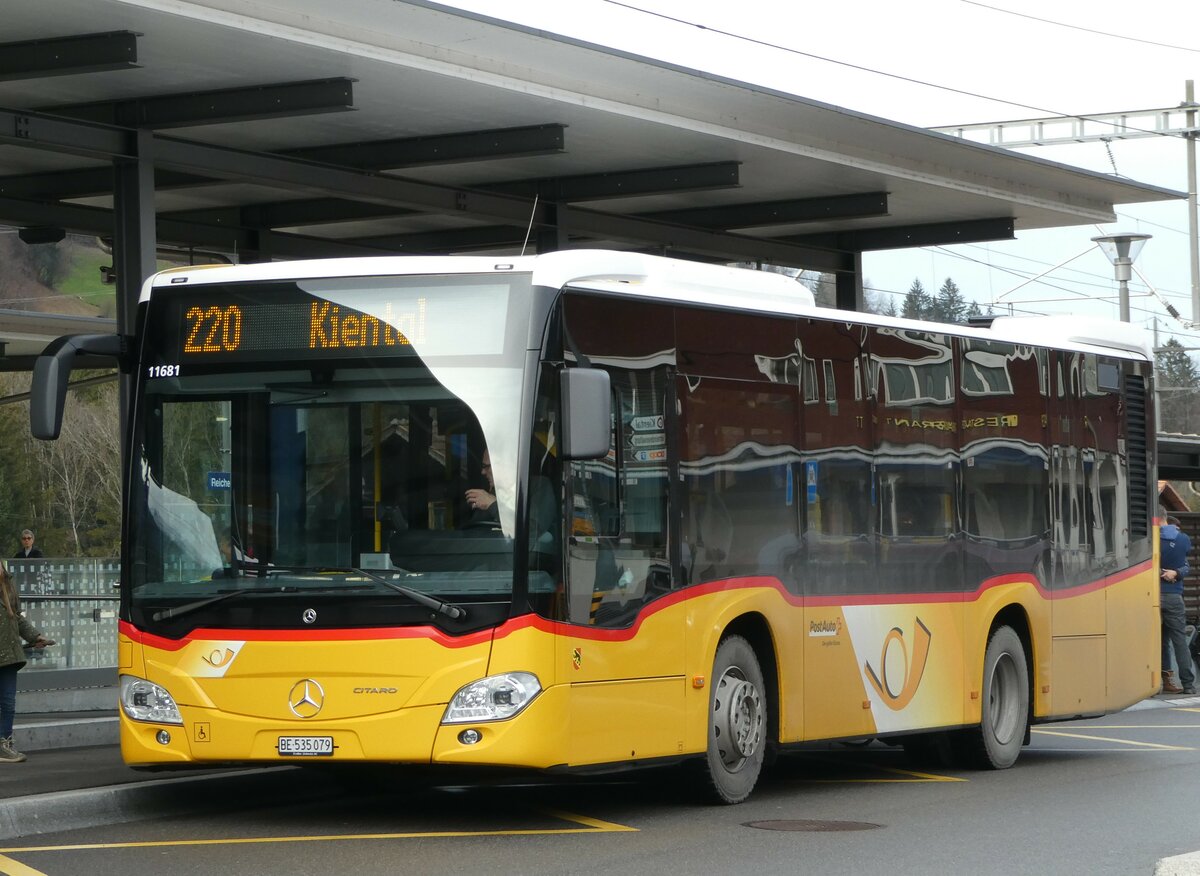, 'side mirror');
31,333,127,440
560,368,611,460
